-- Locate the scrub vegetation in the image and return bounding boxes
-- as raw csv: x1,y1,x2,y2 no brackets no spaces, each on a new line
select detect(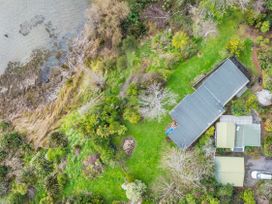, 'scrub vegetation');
1,0,272,203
